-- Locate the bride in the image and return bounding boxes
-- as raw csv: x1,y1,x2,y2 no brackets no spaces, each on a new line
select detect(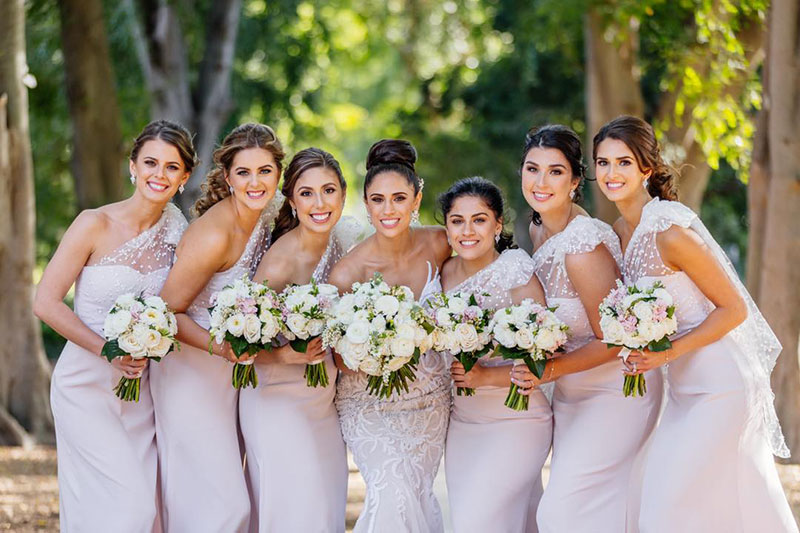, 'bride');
329,139,451,532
